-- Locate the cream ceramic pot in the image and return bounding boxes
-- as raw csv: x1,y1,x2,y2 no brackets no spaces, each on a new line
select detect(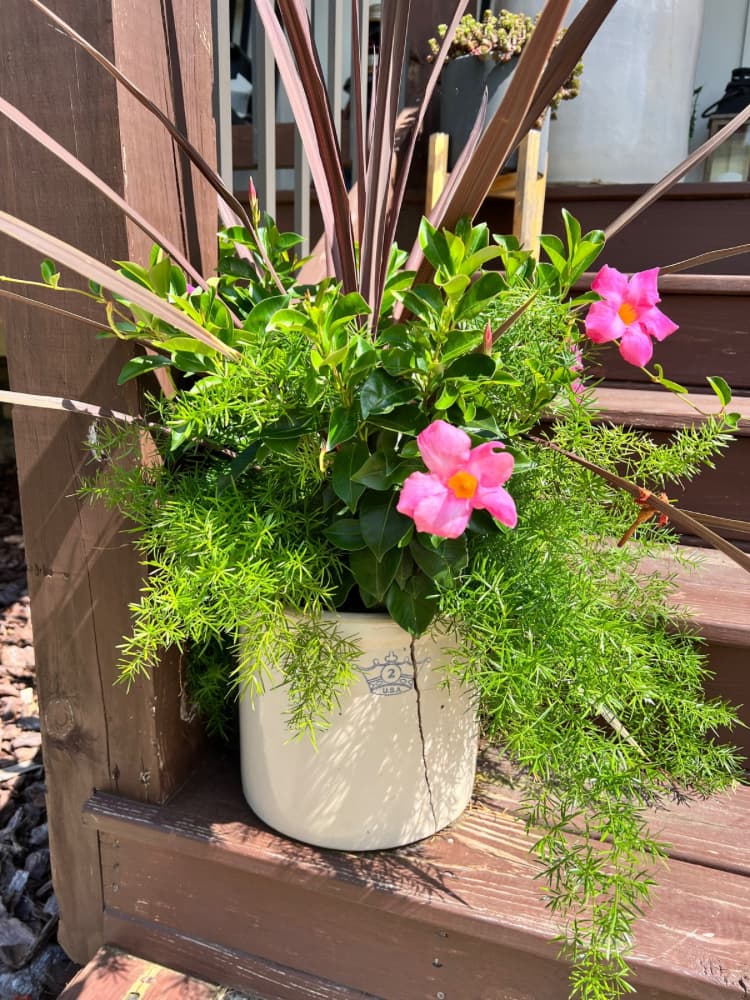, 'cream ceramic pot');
239,613,478,851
